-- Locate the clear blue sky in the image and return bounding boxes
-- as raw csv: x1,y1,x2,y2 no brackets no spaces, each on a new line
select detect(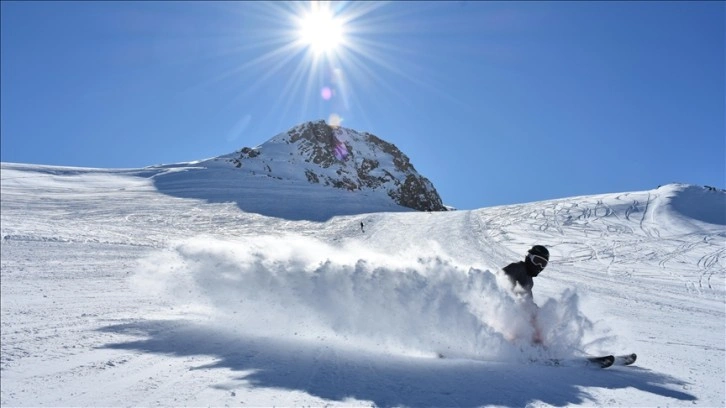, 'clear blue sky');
2,1,724,209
